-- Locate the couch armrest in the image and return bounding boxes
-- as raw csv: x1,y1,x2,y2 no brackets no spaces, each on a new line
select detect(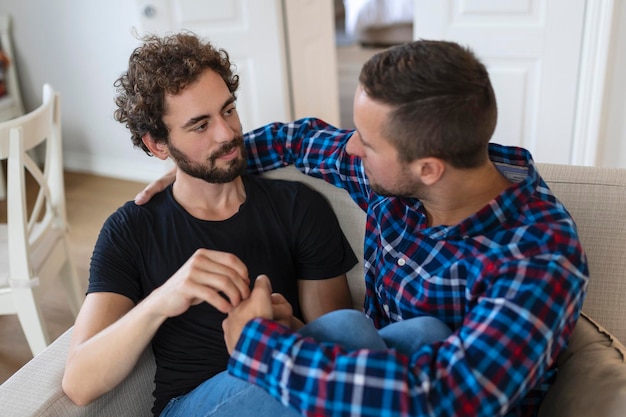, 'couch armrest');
0,327,156,417
538,312,626,417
